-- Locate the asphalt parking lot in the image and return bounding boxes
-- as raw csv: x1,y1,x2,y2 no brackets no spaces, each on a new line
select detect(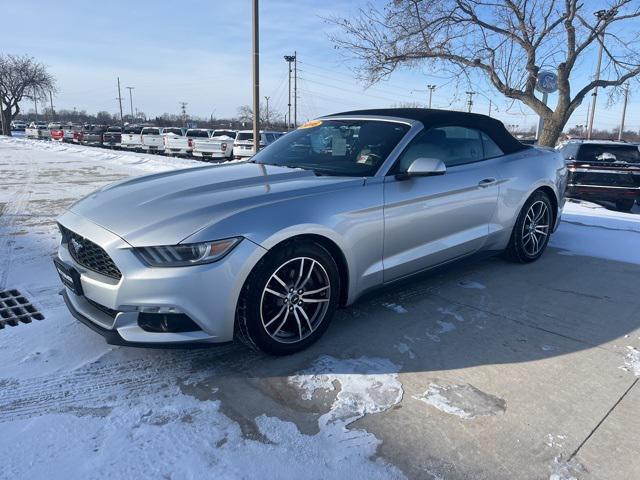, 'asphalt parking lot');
1,138,639,479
